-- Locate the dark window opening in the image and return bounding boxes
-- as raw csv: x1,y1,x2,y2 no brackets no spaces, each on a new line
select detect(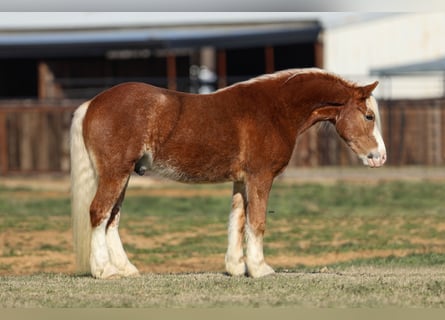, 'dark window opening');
0,59,38,99
226,47,266,85
274,42,315,70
